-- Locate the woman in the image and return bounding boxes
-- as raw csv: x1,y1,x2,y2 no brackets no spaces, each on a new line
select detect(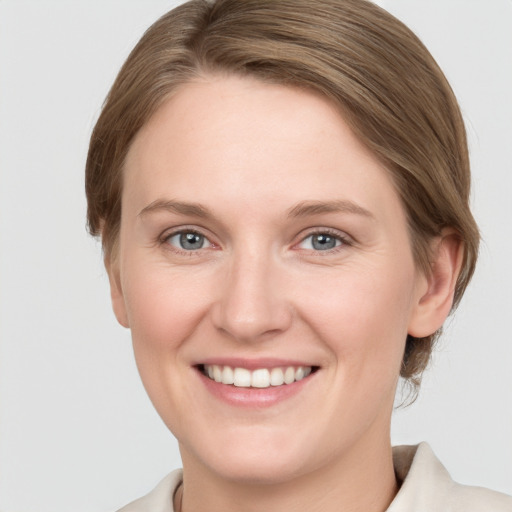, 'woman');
85,1,512,511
